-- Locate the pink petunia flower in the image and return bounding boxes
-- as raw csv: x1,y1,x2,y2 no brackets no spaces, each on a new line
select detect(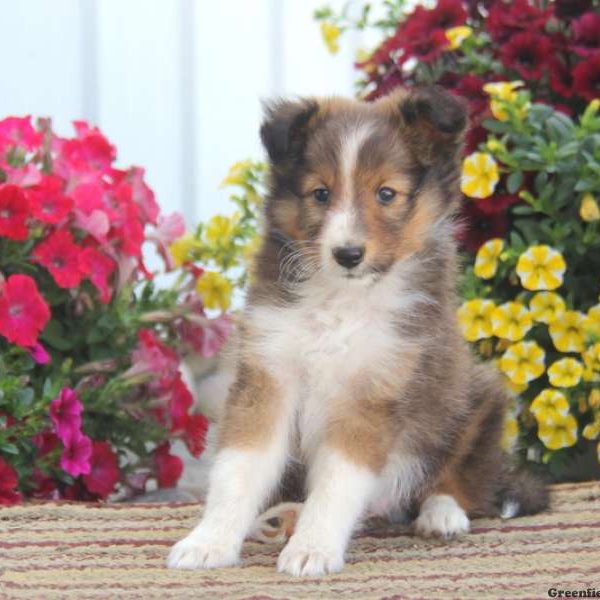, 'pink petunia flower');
0,184,29,241
0,116,42,155
126,329,180,390
0,274,51,348
50,387,83,442
60,430,92,477
83,441,120,499
32,229,85,288
28,341,51,364
79,246,116,304
169,377,194,432
150,212,186,270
